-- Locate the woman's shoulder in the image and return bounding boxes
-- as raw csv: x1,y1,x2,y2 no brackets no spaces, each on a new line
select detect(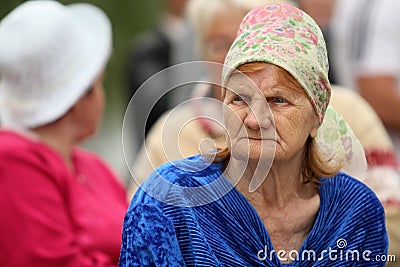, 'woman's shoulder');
0,130,34,153
147,154,223,186
0,129,58,165
323,171,375,190
322,172,380,197
131,154,225,206
321,172,384,213
73,147,111,168
0,130,70,187
311,173,388,263
318,172,388,257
